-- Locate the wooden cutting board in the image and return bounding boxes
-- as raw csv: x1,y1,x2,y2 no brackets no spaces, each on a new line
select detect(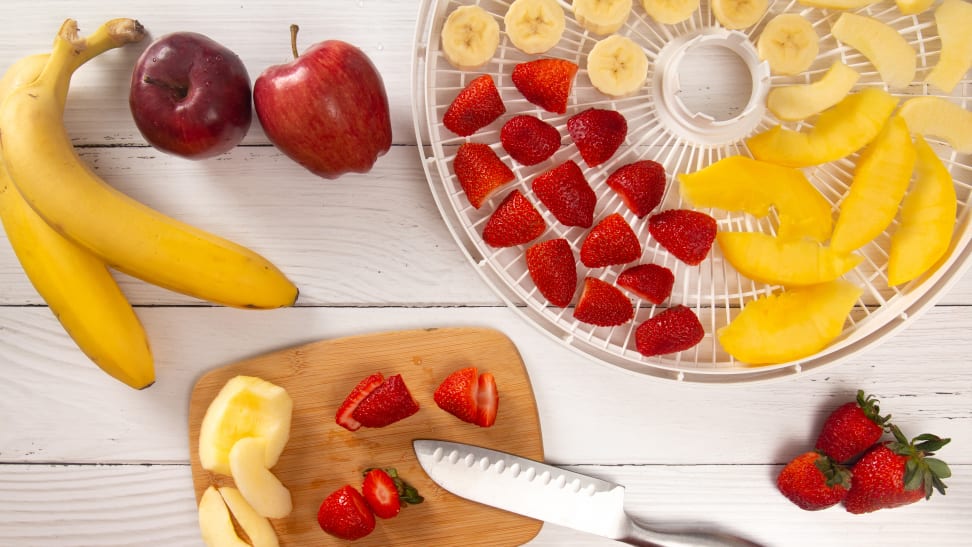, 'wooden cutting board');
188,327,543,546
